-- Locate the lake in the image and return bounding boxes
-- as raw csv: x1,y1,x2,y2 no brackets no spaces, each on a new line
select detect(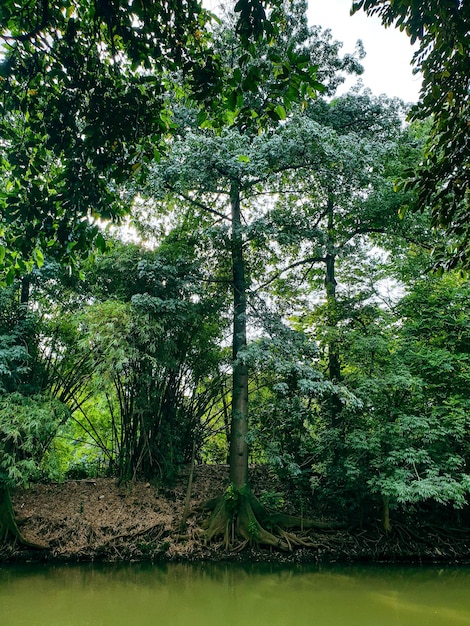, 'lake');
1,562,470,626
